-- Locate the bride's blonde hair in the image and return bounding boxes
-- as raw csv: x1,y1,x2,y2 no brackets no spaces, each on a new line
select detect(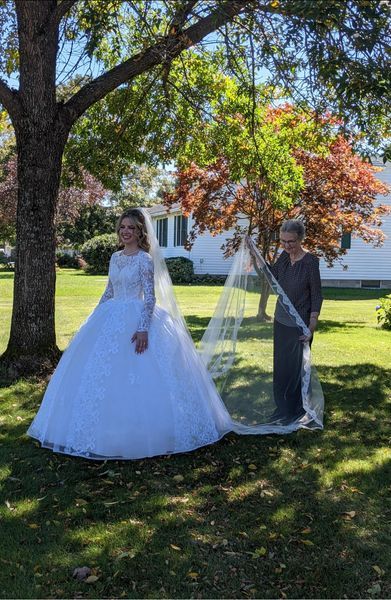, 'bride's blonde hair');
116,209,150,252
